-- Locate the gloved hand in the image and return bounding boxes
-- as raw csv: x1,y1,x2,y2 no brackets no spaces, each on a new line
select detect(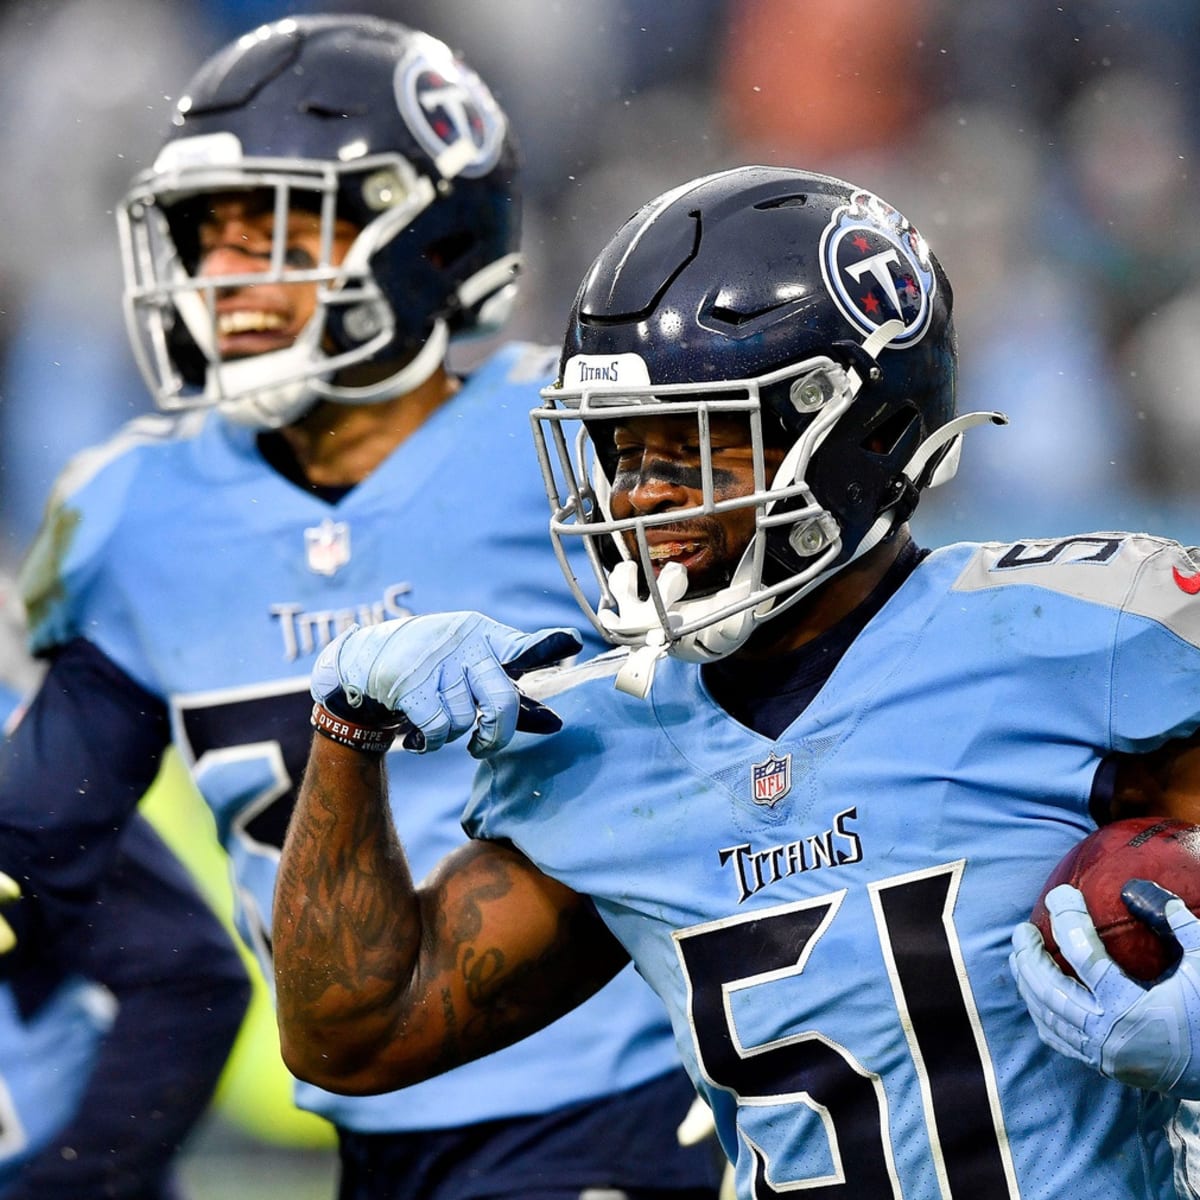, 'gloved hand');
0,871,18,954
1010,879,1200,1097
311,612,582,756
